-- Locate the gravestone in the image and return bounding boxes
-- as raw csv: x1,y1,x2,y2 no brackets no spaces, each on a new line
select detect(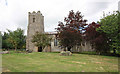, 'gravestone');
60,51,72,56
